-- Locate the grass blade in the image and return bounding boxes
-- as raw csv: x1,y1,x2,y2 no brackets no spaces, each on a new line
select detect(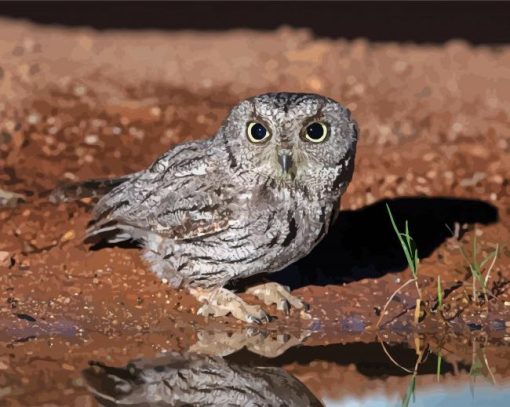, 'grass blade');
437,276,443,310
401,375,416,407
484,244,499,288
386,204,418,277
436,351,442,382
